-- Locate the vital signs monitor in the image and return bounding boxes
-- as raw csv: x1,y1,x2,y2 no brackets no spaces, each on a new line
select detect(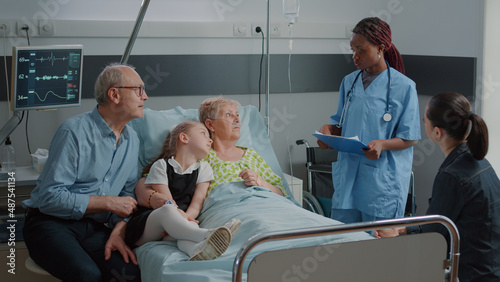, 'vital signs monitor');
11,45,83,111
